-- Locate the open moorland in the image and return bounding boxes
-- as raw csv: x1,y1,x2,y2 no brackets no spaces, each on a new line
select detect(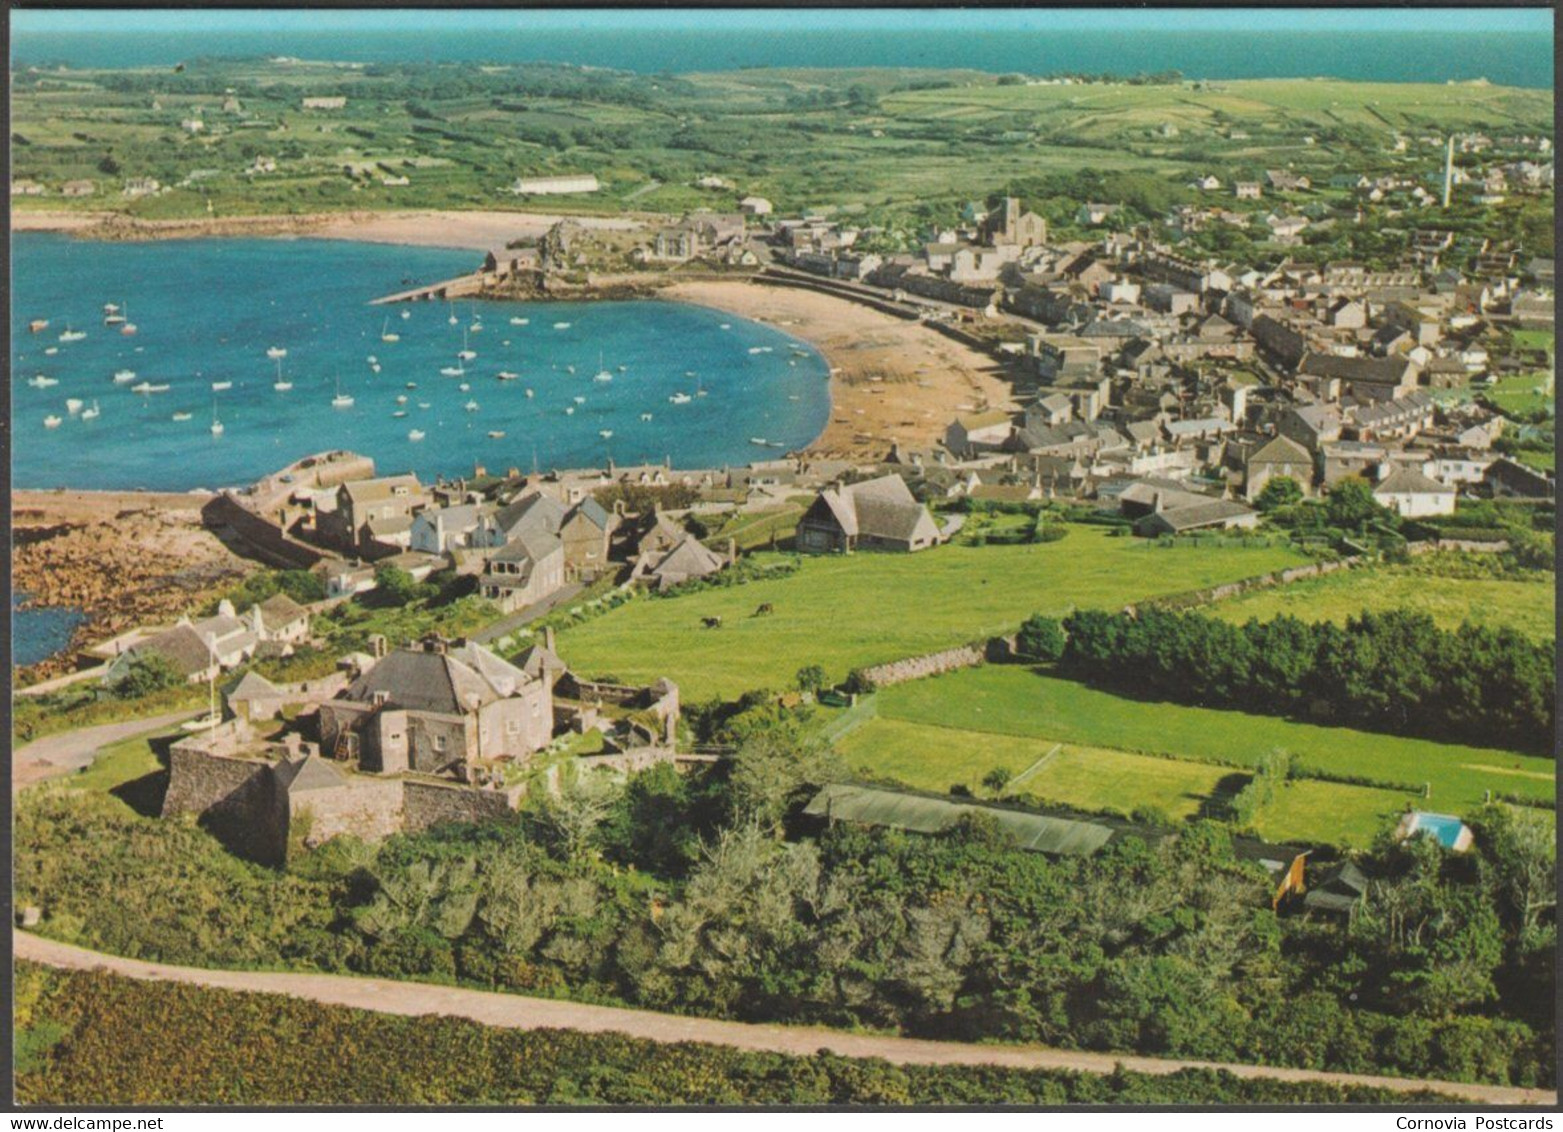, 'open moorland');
555,527,1305,699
